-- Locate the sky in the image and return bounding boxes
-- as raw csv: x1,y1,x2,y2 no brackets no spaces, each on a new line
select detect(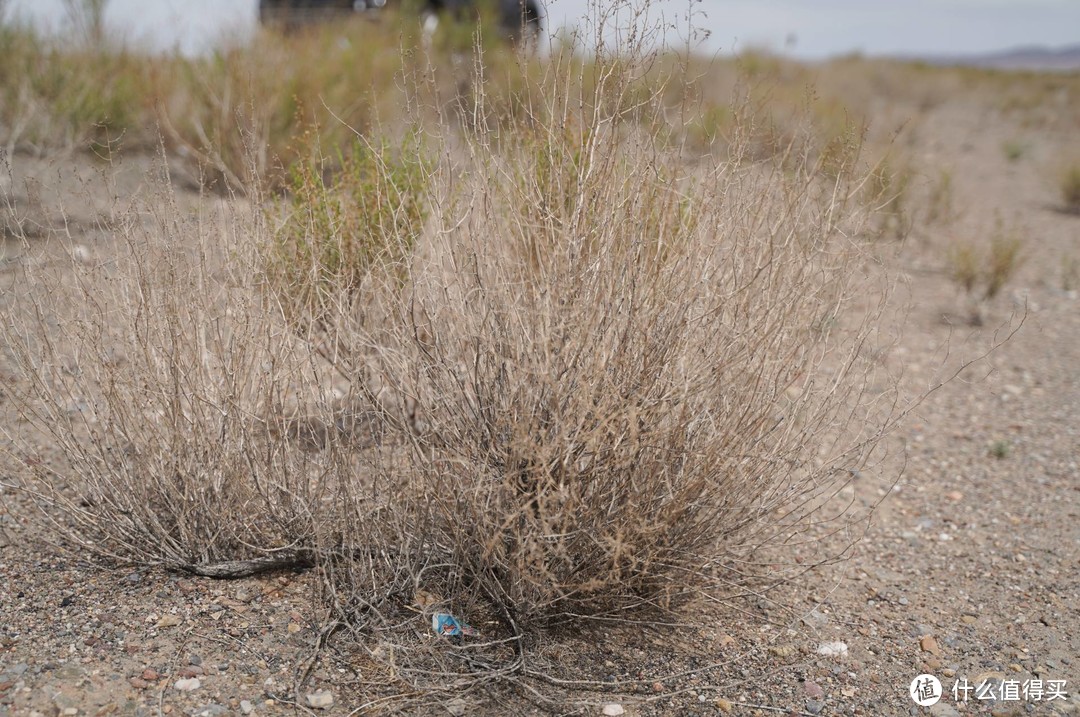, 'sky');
4,0,1079,59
